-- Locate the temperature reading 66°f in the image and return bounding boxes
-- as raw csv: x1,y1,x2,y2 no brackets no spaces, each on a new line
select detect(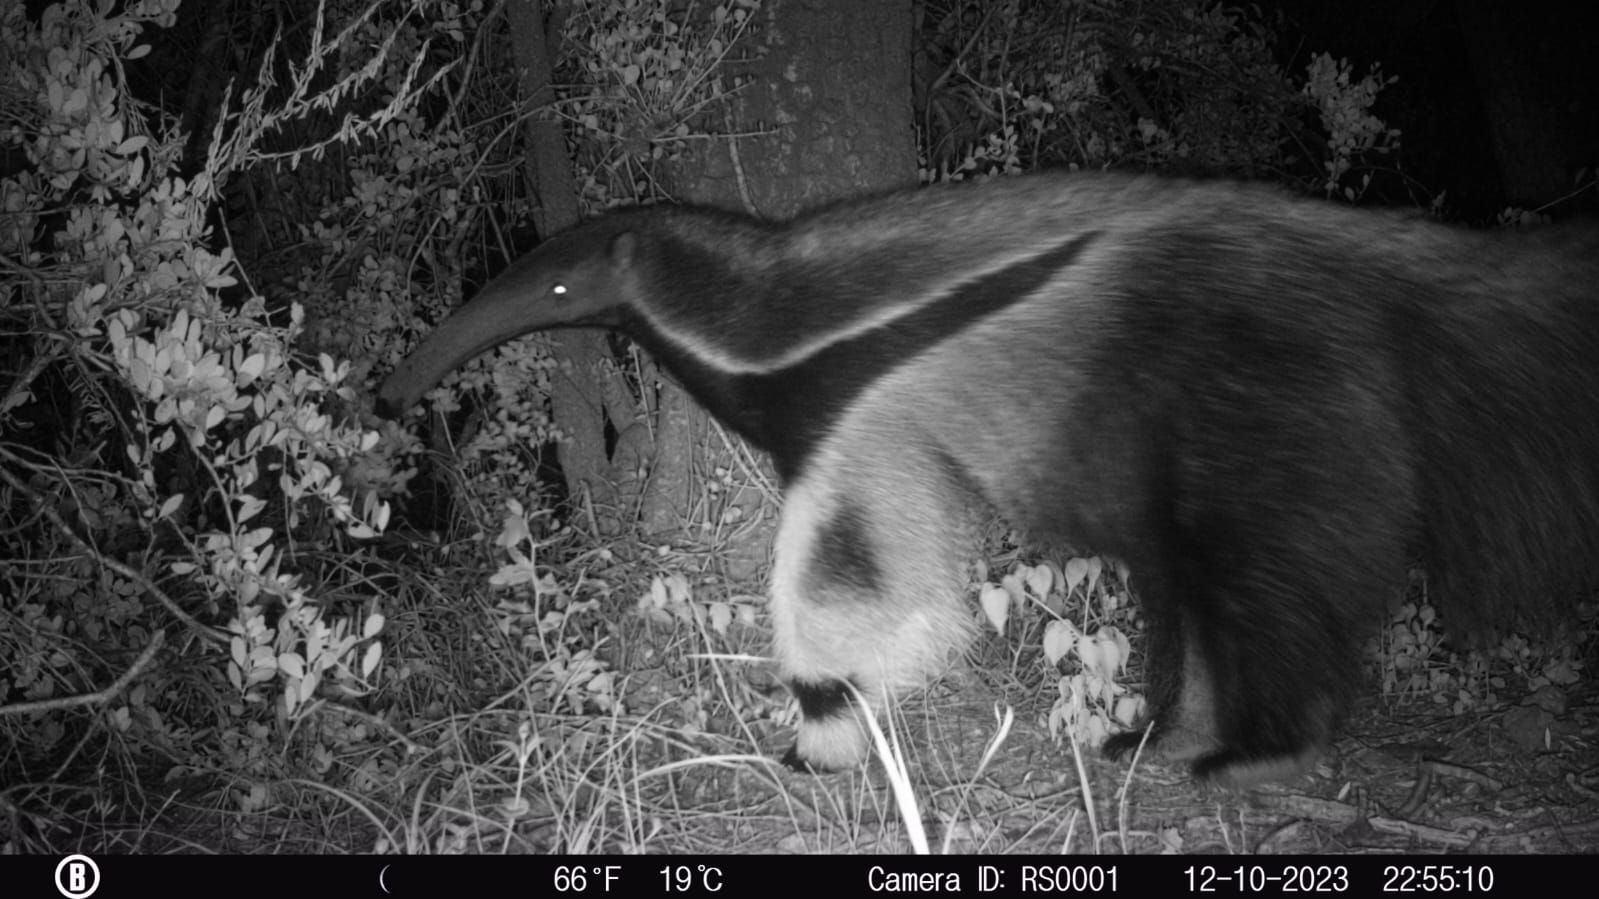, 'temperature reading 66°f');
660,864,723,892
553,865,620,892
